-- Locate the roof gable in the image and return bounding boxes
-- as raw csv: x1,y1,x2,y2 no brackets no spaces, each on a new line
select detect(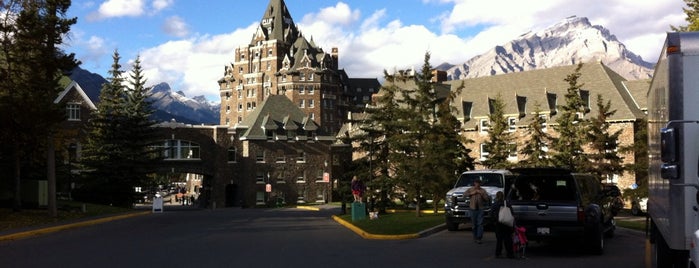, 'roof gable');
54,80,97,110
